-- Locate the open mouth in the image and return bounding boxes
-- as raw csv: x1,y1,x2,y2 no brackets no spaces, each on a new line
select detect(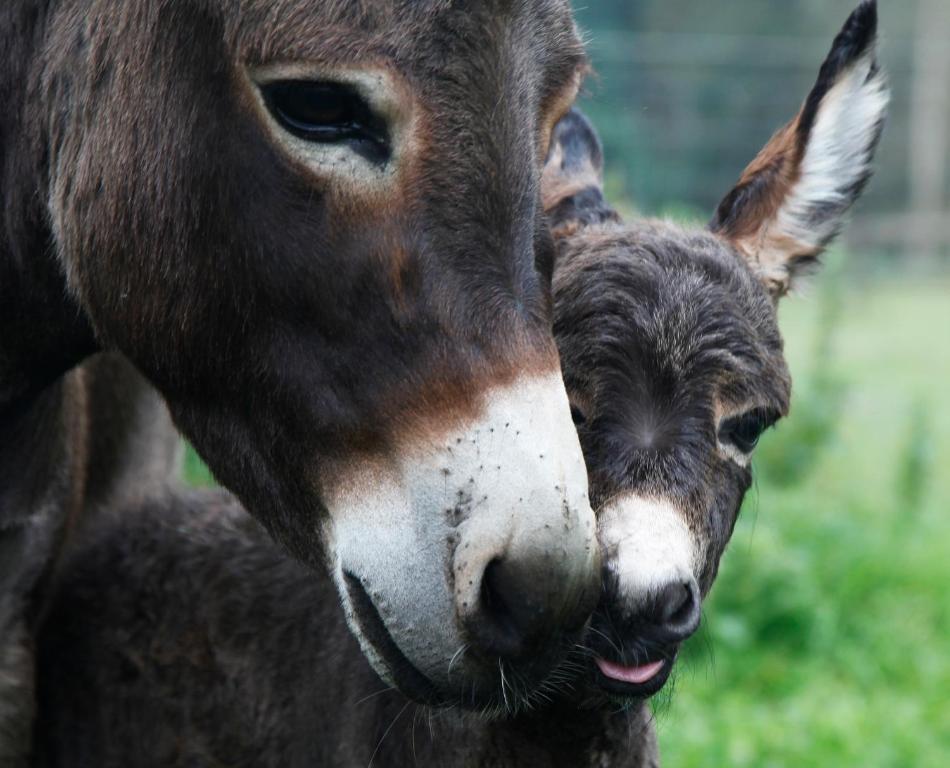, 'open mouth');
343,571,443,705
592,655,673,699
